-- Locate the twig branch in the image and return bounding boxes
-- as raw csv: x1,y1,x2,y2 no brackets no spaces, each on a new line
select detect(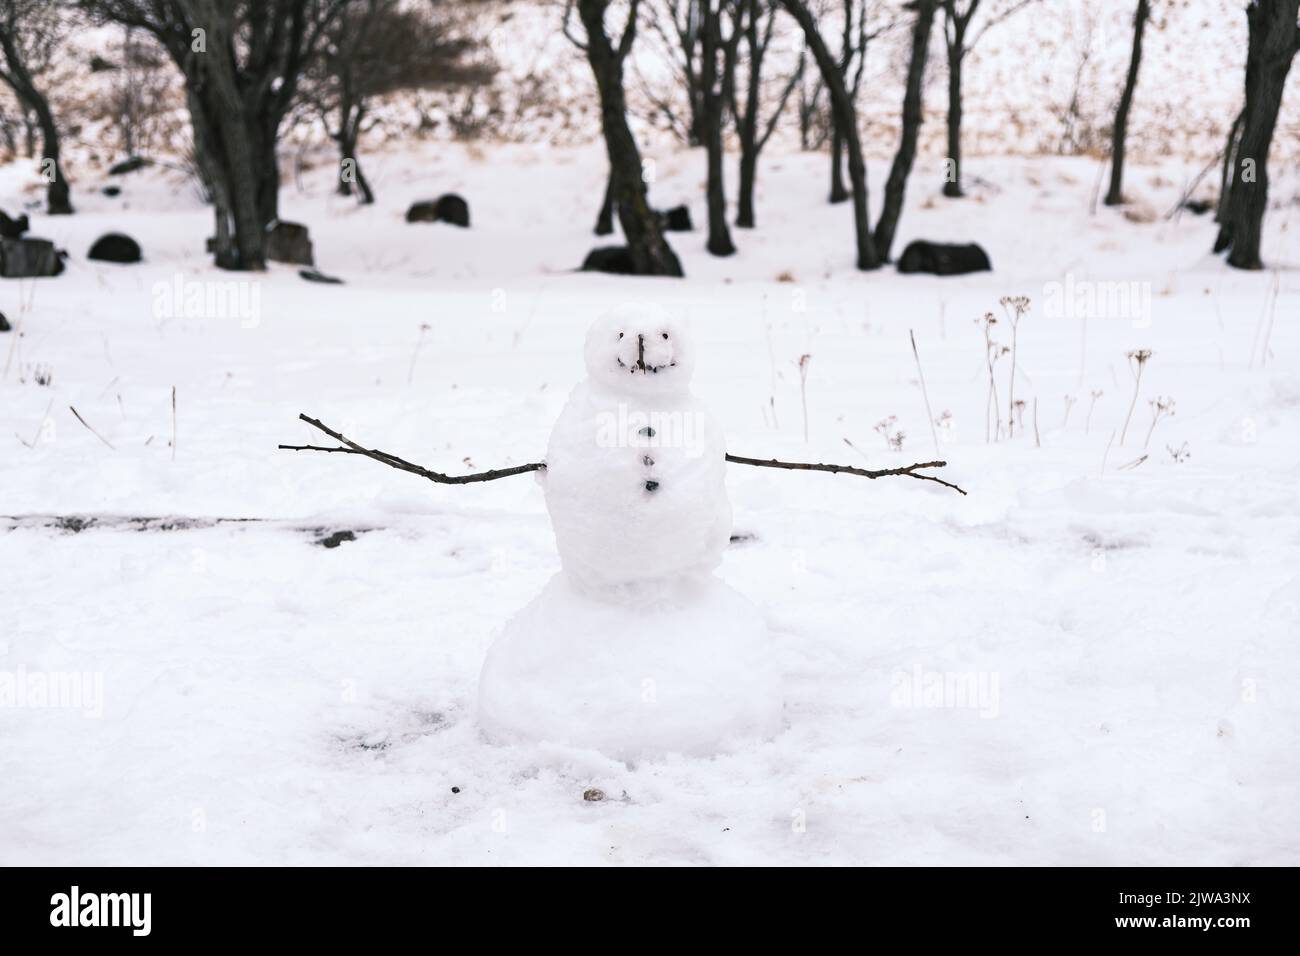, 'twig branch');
909,329,940,456
724,453,967,495
280,415,968,496
171,385,177,460
69,405,115,450
279,414,544,484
